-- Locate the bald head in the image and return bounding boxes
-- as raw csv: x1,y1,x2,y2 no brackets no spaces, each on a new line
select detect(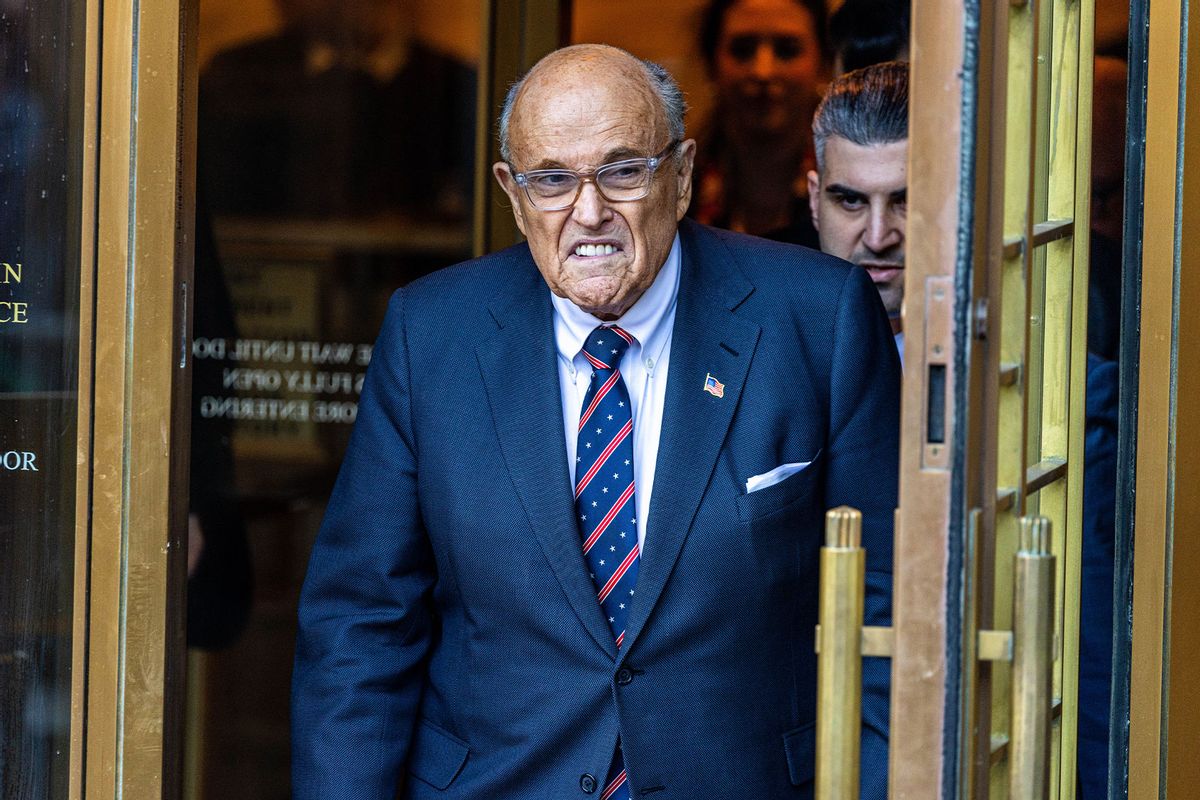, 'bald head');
499,45,687,164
